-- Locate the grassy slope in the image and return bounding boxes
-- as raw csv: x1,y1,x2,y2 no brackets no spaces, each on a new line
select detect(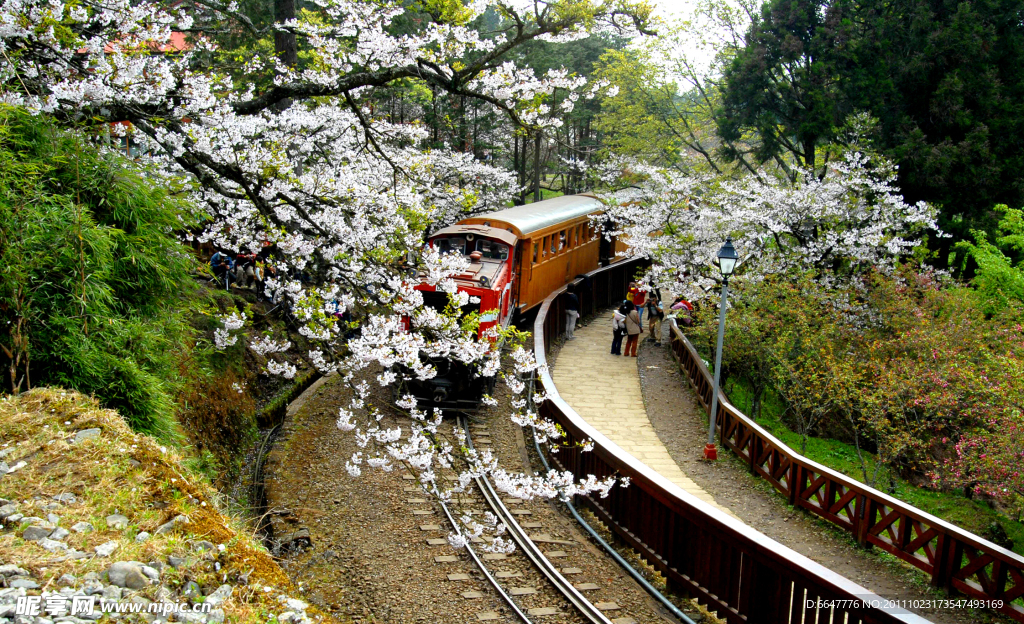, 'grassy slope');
720,377,1024,556
0,388,338,623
